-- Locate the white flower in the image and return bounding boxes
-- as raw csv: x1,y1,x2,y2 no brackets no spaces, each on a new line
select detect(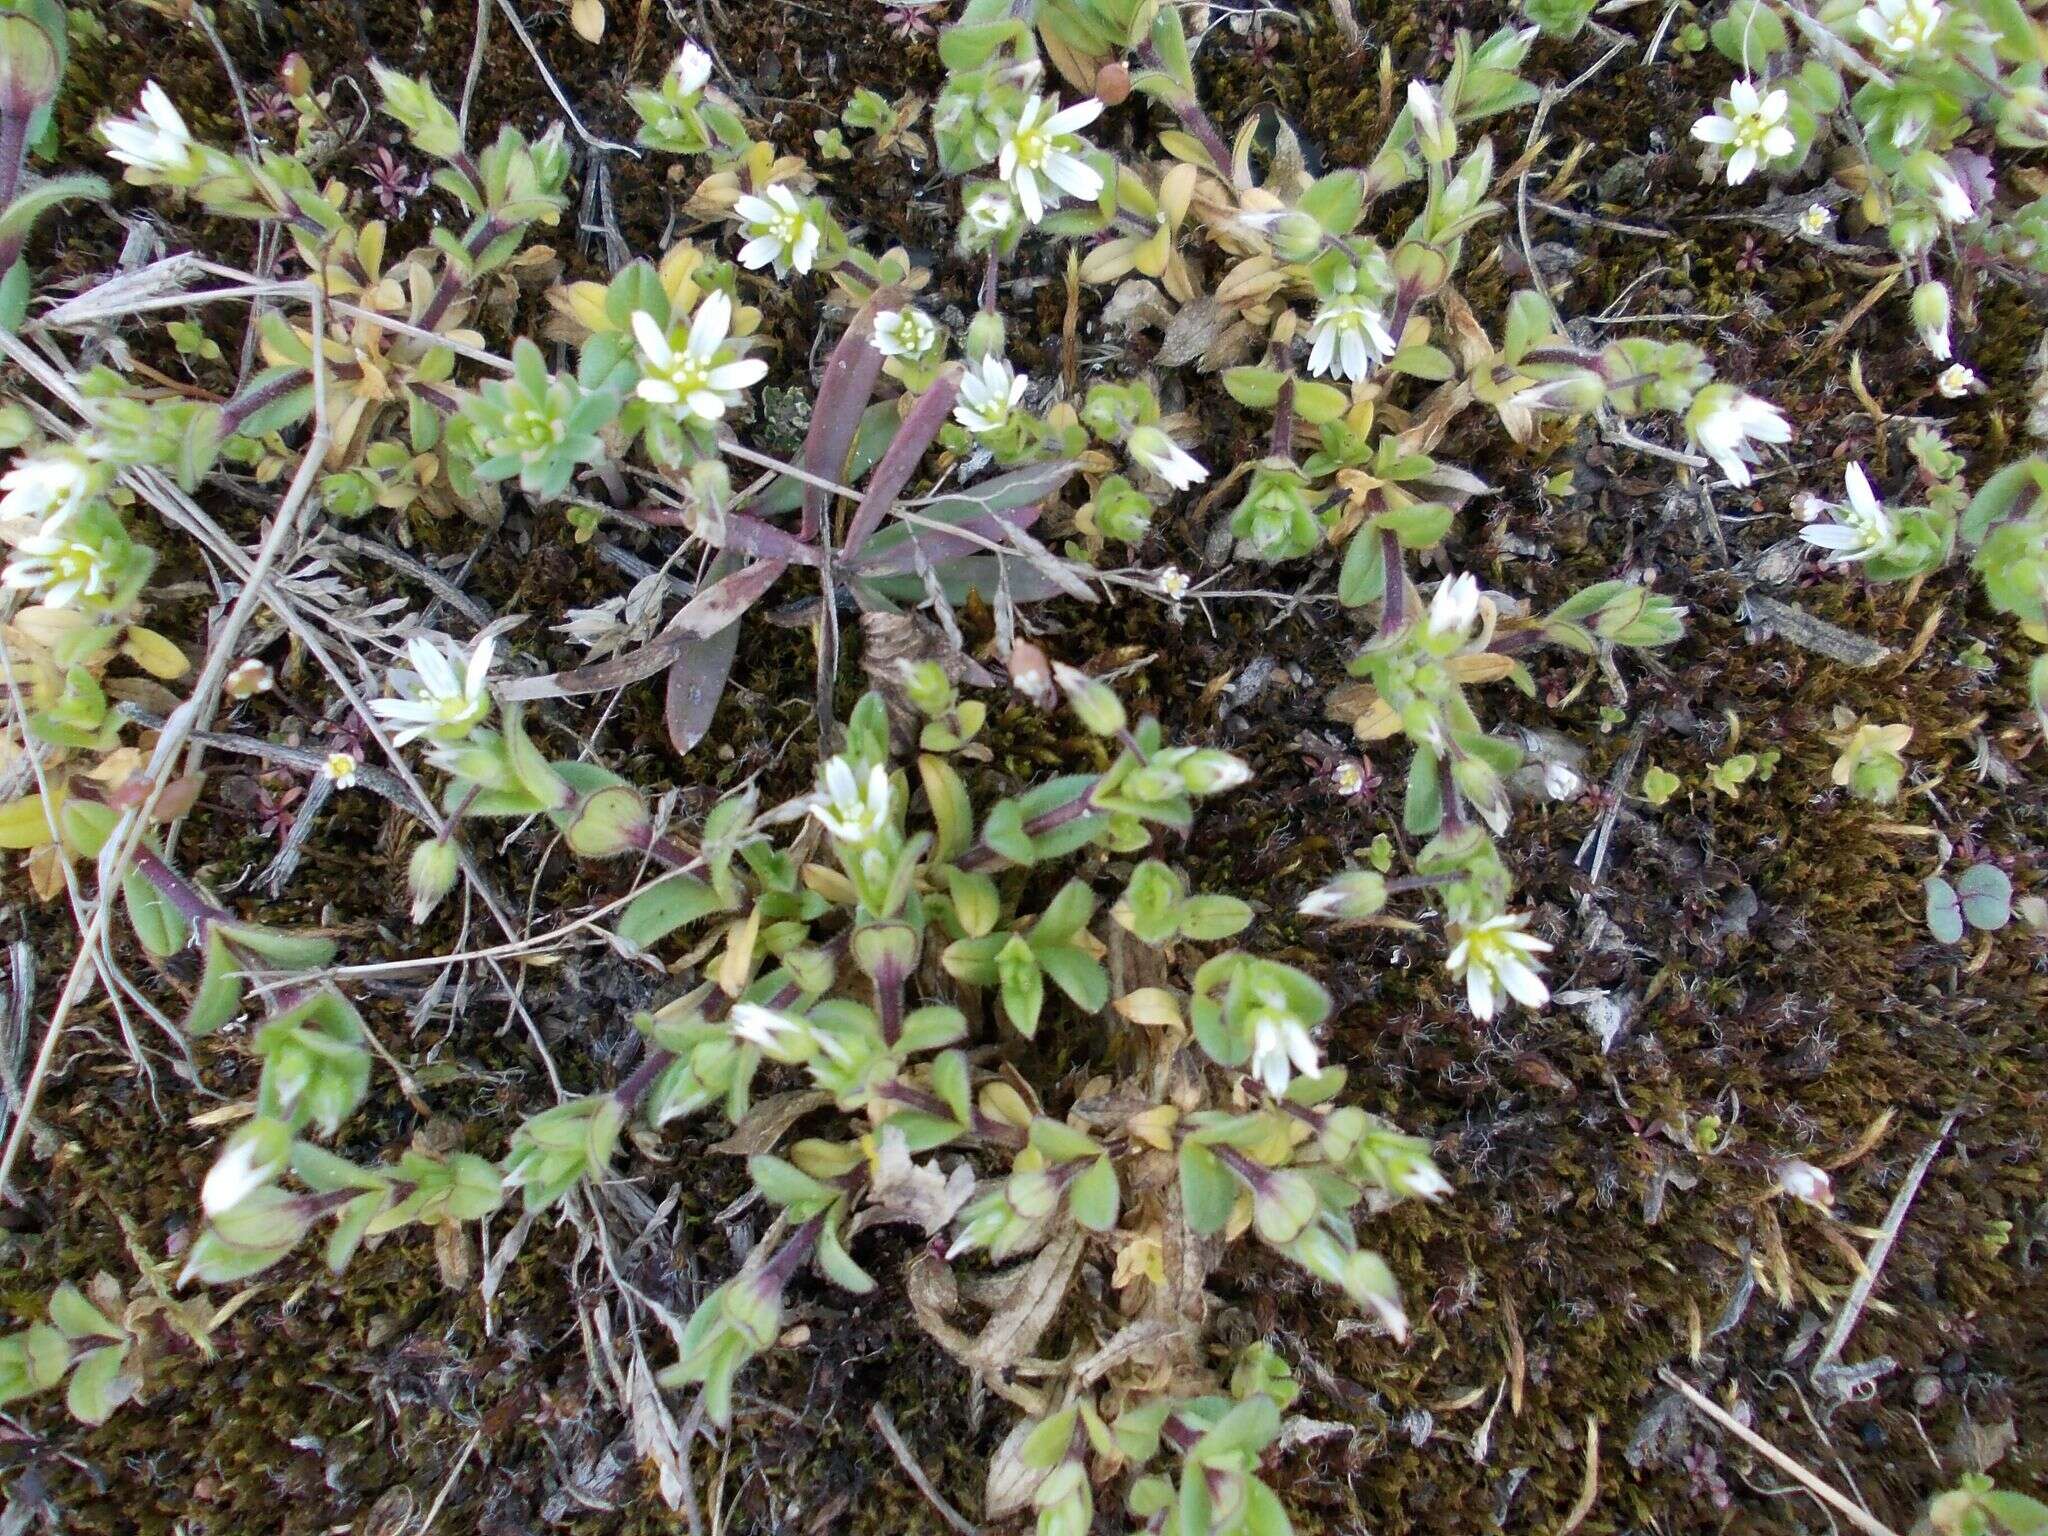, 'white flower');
1688,386,1792,487
1798,203,1833,238
953,354,1027,436
1921,158,1975,223
201,1133,286,1216
1800,463,1898,565
1390,1159,1452,1201
874,307,941,361
1913,279,1952,360
1776,1159,1834,1208
1937,363,1981,398
369,633,496,746
225,658,274,699
321,751,359,790
965,184,1020,236
1427,572,1483,640
2,530,112,608
811,755,894,845
1307,292,1397,382
1446,912,1553,1021
671,40,712,96
100,81,197,177
1330,759,1367,797
1690,79,1797,186
729,1002,812,1062
1157,565,1192,601
1127,425,1207,490
996,92,1105,223
1858,0,1946,58
1543,760,1584,801
733,183,823,277
631,292,769,424
0,448,102,533
1248,1001,1320,1095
